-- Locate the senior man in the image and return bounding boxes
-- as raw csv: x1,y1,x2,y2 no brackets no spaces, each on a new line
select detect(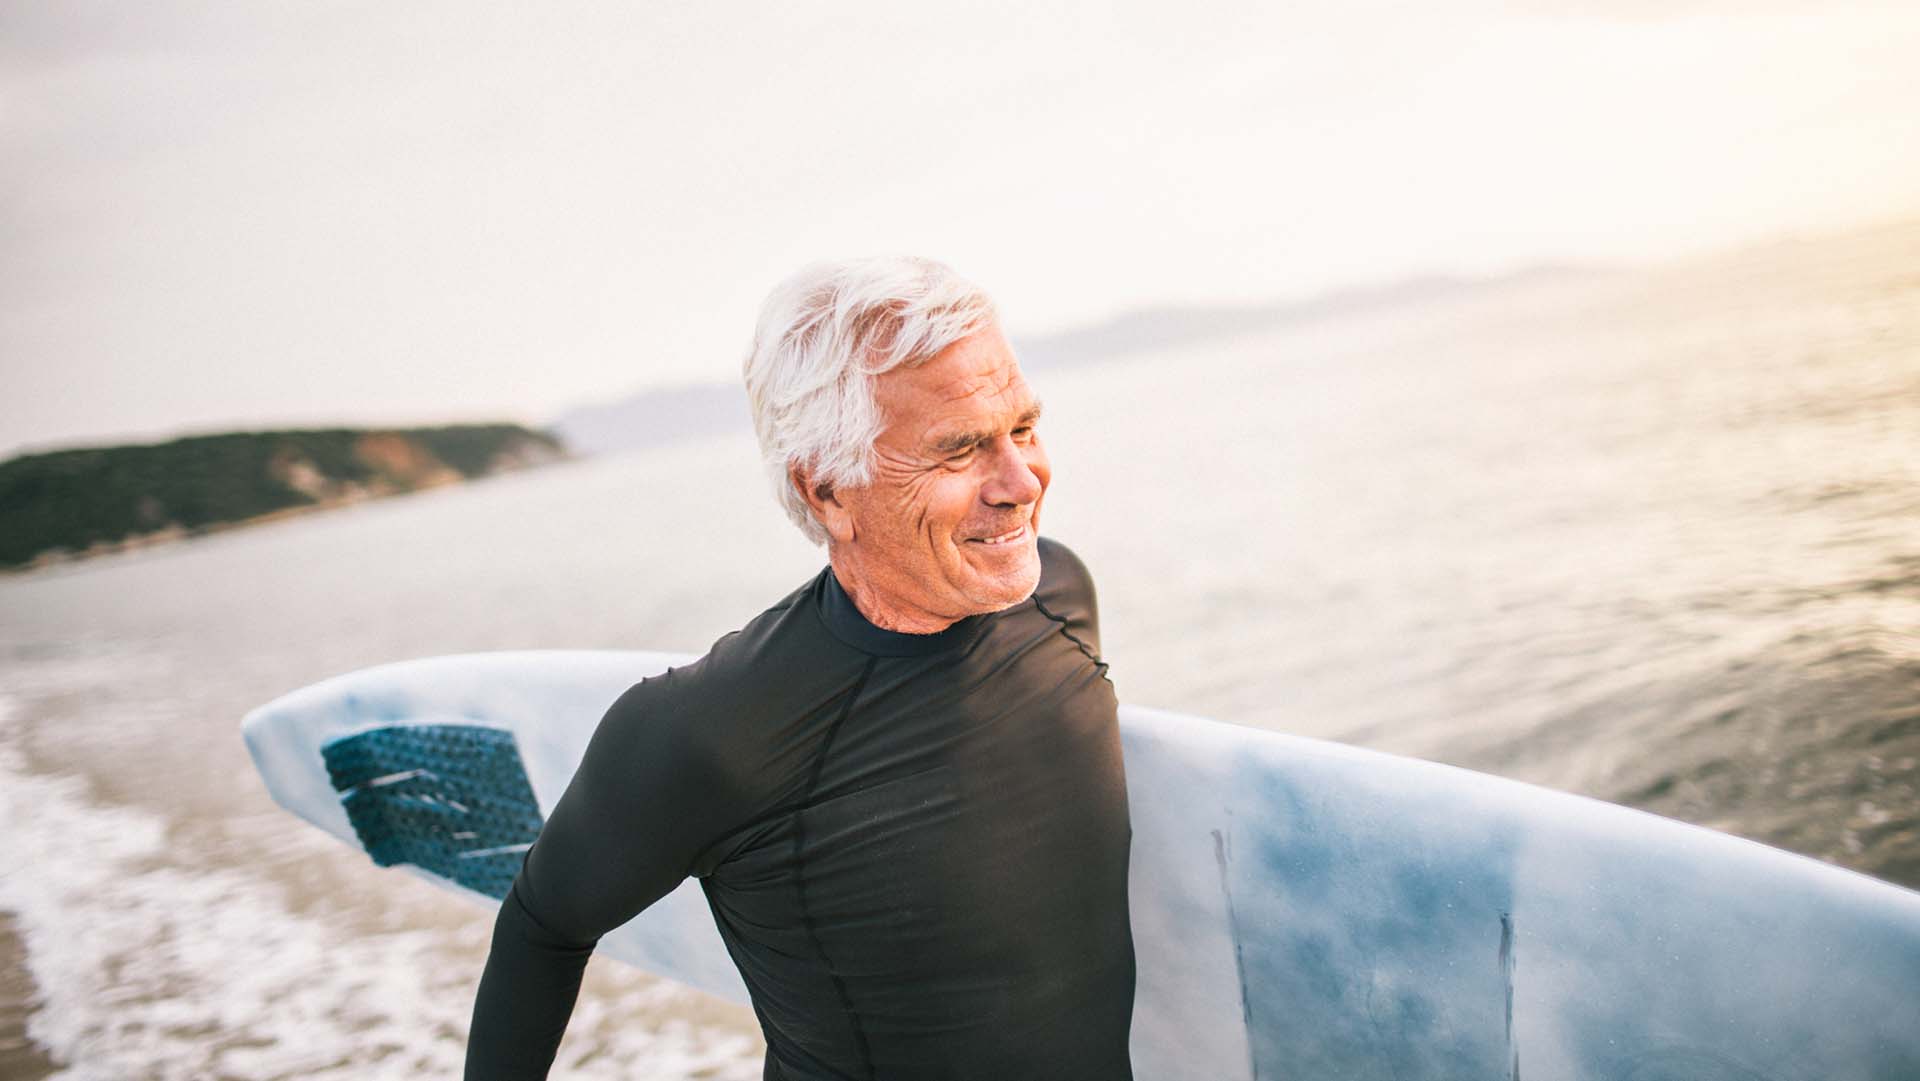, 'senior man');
465,256,1135,1080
